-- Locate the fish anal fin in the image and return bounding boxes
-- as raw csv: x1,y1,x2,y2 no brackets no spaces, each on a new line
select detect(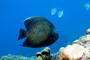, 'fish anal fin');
23,38,30,47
